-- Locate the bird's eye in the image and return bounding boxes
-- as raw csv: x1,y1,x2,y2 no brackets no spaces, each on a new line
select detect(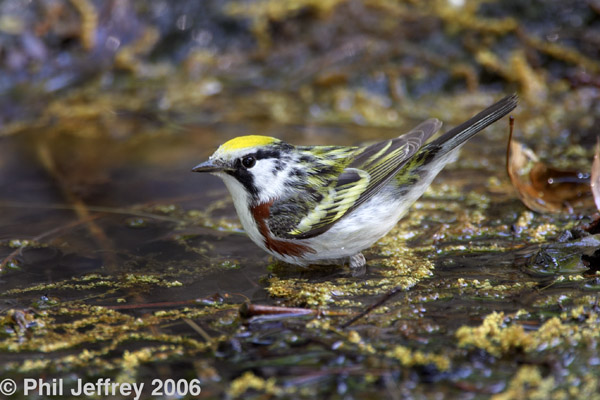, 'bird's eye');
241,155,256,169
